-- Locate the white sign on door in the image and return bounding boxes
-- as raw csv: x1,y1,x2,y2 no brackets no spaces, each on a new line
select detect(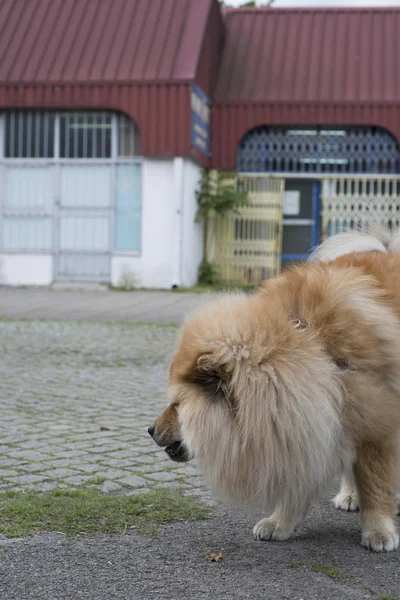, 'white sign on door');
283,191,300,216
